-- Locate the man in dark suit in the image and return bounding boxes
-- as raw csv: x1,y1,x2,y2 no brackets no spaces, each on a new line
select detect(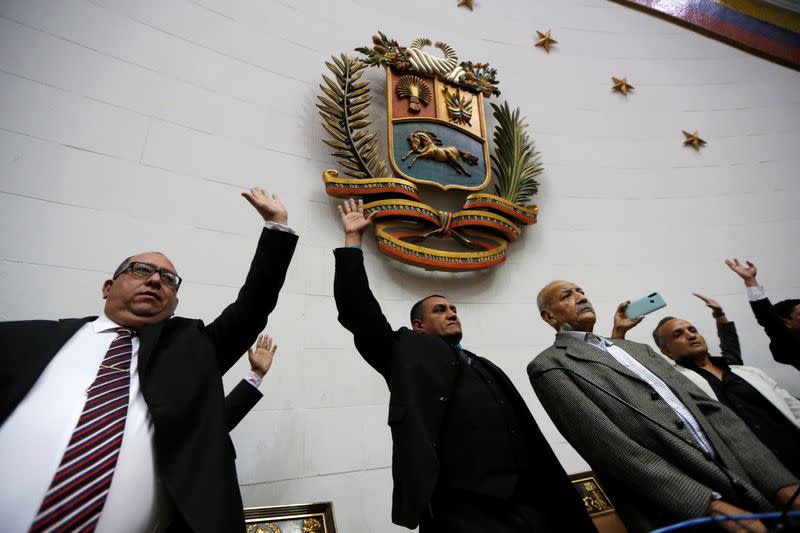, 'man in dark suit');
529,280,799,533
0,187,297,532
726,258,800,370
333,199,595,532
